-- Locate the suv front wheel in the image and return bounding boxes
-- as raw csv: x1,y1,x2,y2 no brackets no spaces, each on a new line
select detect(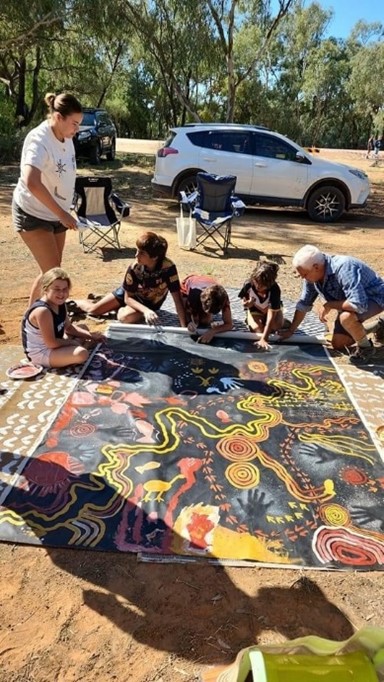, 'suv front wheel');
307,185,345,222
106,138,116,161
90,142,102,165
